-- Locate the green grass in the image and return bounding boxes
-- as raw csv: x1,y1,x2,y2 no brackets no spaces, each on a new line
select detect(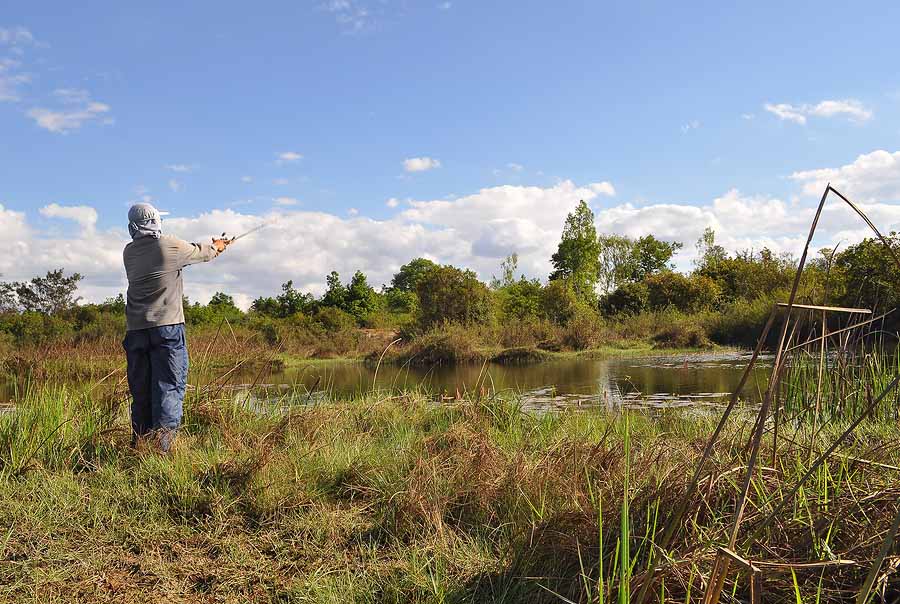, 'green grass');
0,379,898,602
